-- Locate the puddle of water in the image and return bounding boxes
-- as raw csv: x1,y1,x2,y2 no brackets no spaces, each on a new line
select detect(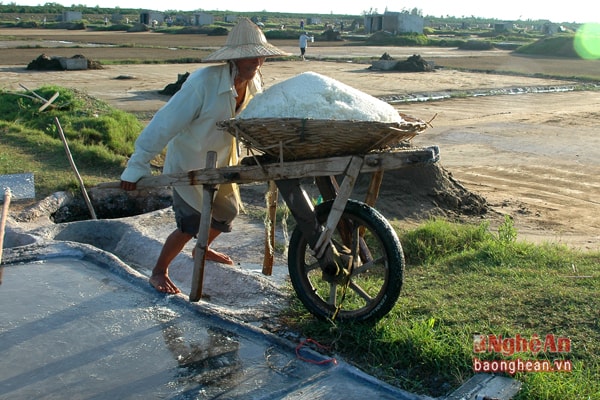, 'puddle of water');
46,40,117,48
0,172,35,201
383,83,597,104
